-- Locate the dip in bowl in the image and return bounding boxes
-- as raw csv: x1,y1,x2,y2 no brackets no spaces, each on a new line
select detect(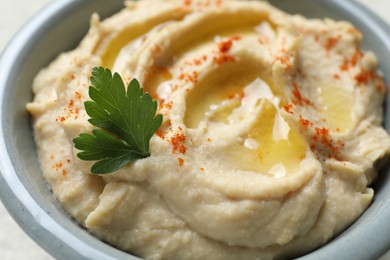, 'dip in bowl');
1,0,390,259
